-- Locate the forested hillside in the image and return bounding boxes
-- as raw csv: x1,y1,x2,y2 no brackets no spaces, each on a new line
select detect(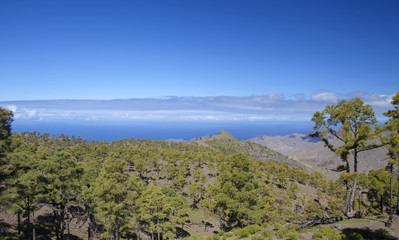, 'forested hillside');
0,130,396,240
0,129,347,240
